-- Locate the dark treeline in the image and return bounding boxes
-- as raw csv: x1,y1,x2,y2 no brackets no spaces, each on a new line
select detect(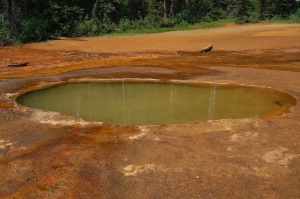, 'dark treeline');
1,0,300,44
